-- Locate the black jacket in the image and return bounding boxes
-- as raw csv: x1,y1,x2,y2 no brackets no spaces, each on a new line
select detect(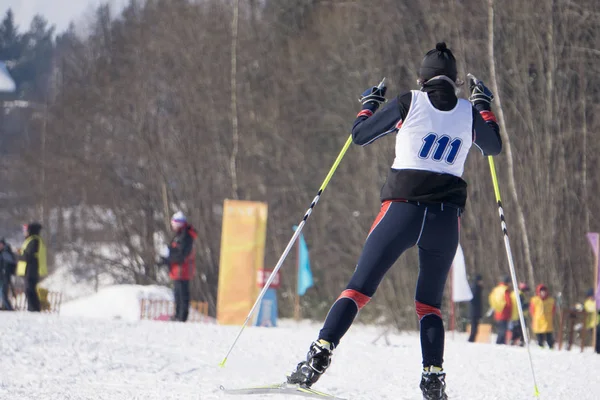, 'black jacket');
0,246,17,282
469,281,483,319
166,226,195,265
21,237,40,280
